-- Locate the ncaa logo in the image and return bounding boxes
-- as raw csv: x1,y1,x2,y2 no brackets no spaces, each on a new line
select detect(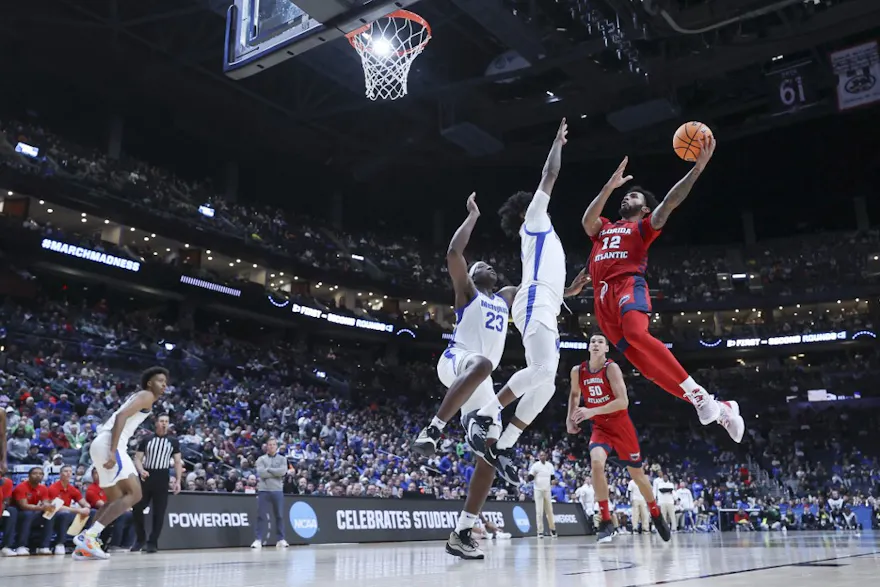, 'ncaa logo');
289,502,318,539
512,506,530,533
